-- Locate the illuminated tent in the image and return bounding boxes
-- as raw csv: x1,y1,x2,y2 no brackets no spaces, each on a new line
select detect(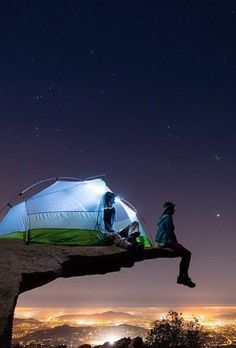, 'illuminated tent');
0,178,152,247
